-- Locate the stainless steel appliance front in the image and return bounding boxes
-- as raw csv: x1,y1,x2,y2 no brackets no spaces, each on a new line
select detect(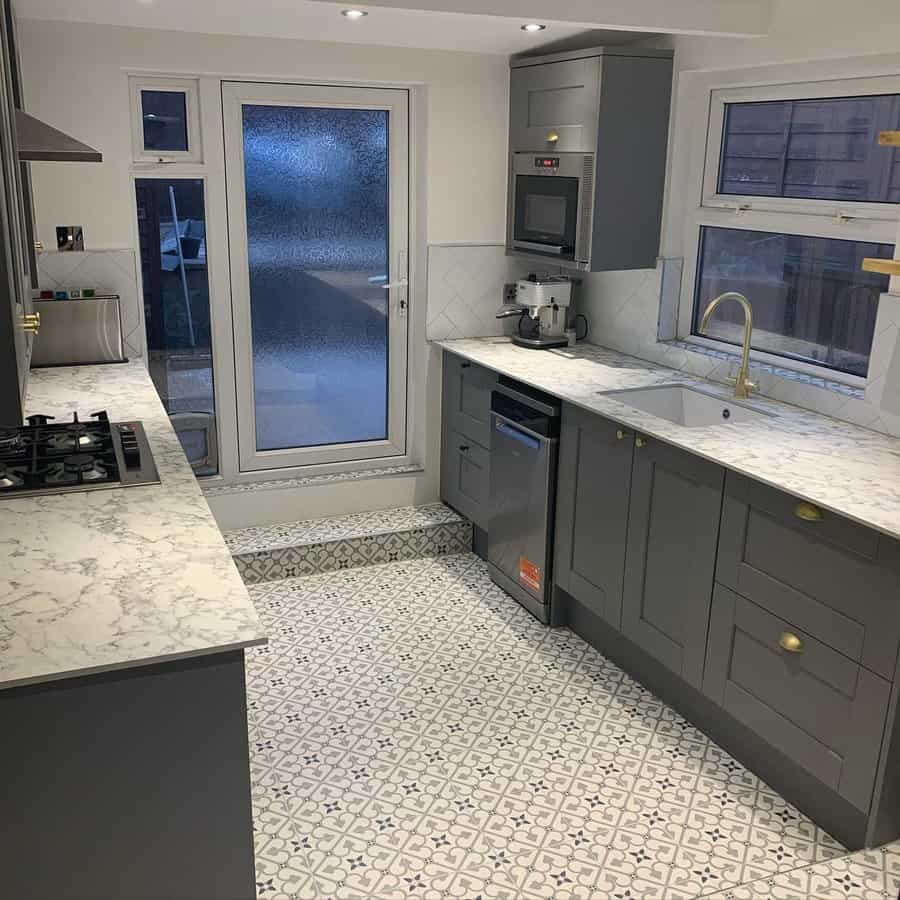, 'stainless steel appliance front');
487,380,561,624
507,152,595,270
31,296,126,367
